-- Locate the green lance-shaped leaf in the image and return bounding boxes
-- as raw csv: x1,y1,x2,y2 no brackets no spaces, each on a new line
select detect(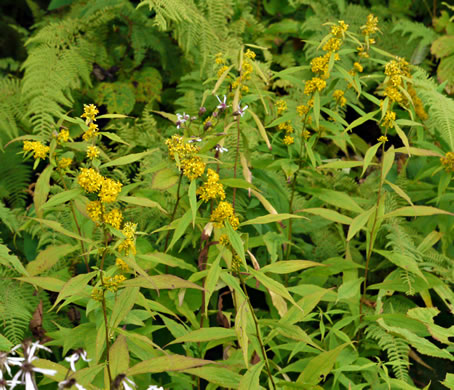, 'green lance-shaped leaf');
137,252,196,272
317,160,363,169
235,298,250,368
51,271,97,310
99,131,130,146
394,123,411,155
344,110,379,133
241,213,307,226
362,142,381,177
126,355,212,376
188,180,197,227
381,145,395,184
109,287,140,329
34,164,53,218
337,277,364,302
31,218,93,243
347,206,376,241
297,343,349,384
26,244,77,276
249,268,298,308
226,222,246,265
385,180,414,206
300,208,352,225
261,260,323,274
249,109,271,150
122,274,203,290
100,149,156,168
169,327,236,345
109,335,129,379
184,366,242,389
96,113,130,120
220,178,258,191
383,206,454,218
204,254,222,316
16,276,64,292
304,188,364,213
167,208,192,252
41,188,83,210
120,196,167,214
